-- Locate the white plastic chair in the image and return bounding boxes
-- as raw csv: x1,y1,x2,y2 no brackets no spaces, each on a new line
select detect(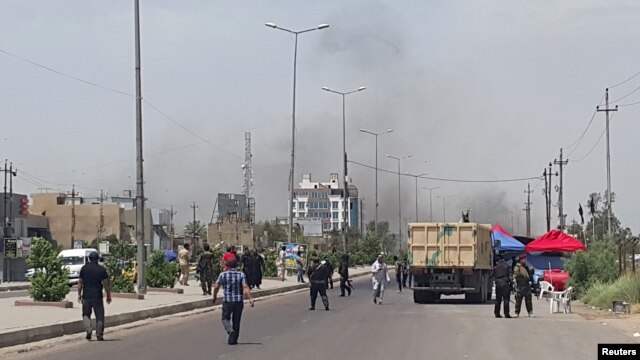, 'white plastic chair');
538,281,554,300
550,286,573,314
